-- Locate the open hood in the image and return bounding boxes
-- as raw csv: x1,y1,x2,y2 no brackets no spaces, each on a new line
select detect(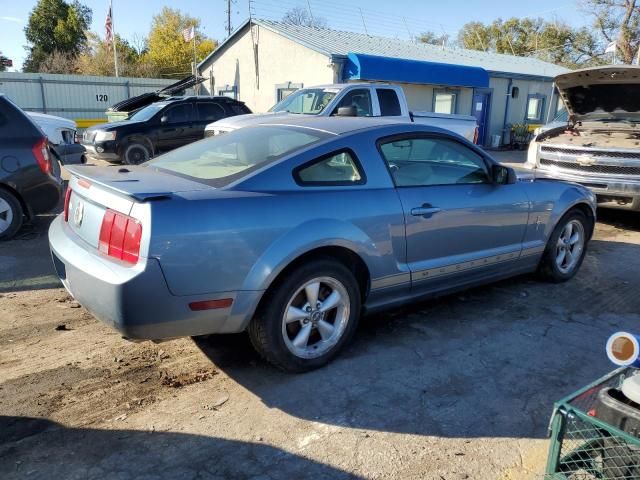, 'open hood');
555,66,640,123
